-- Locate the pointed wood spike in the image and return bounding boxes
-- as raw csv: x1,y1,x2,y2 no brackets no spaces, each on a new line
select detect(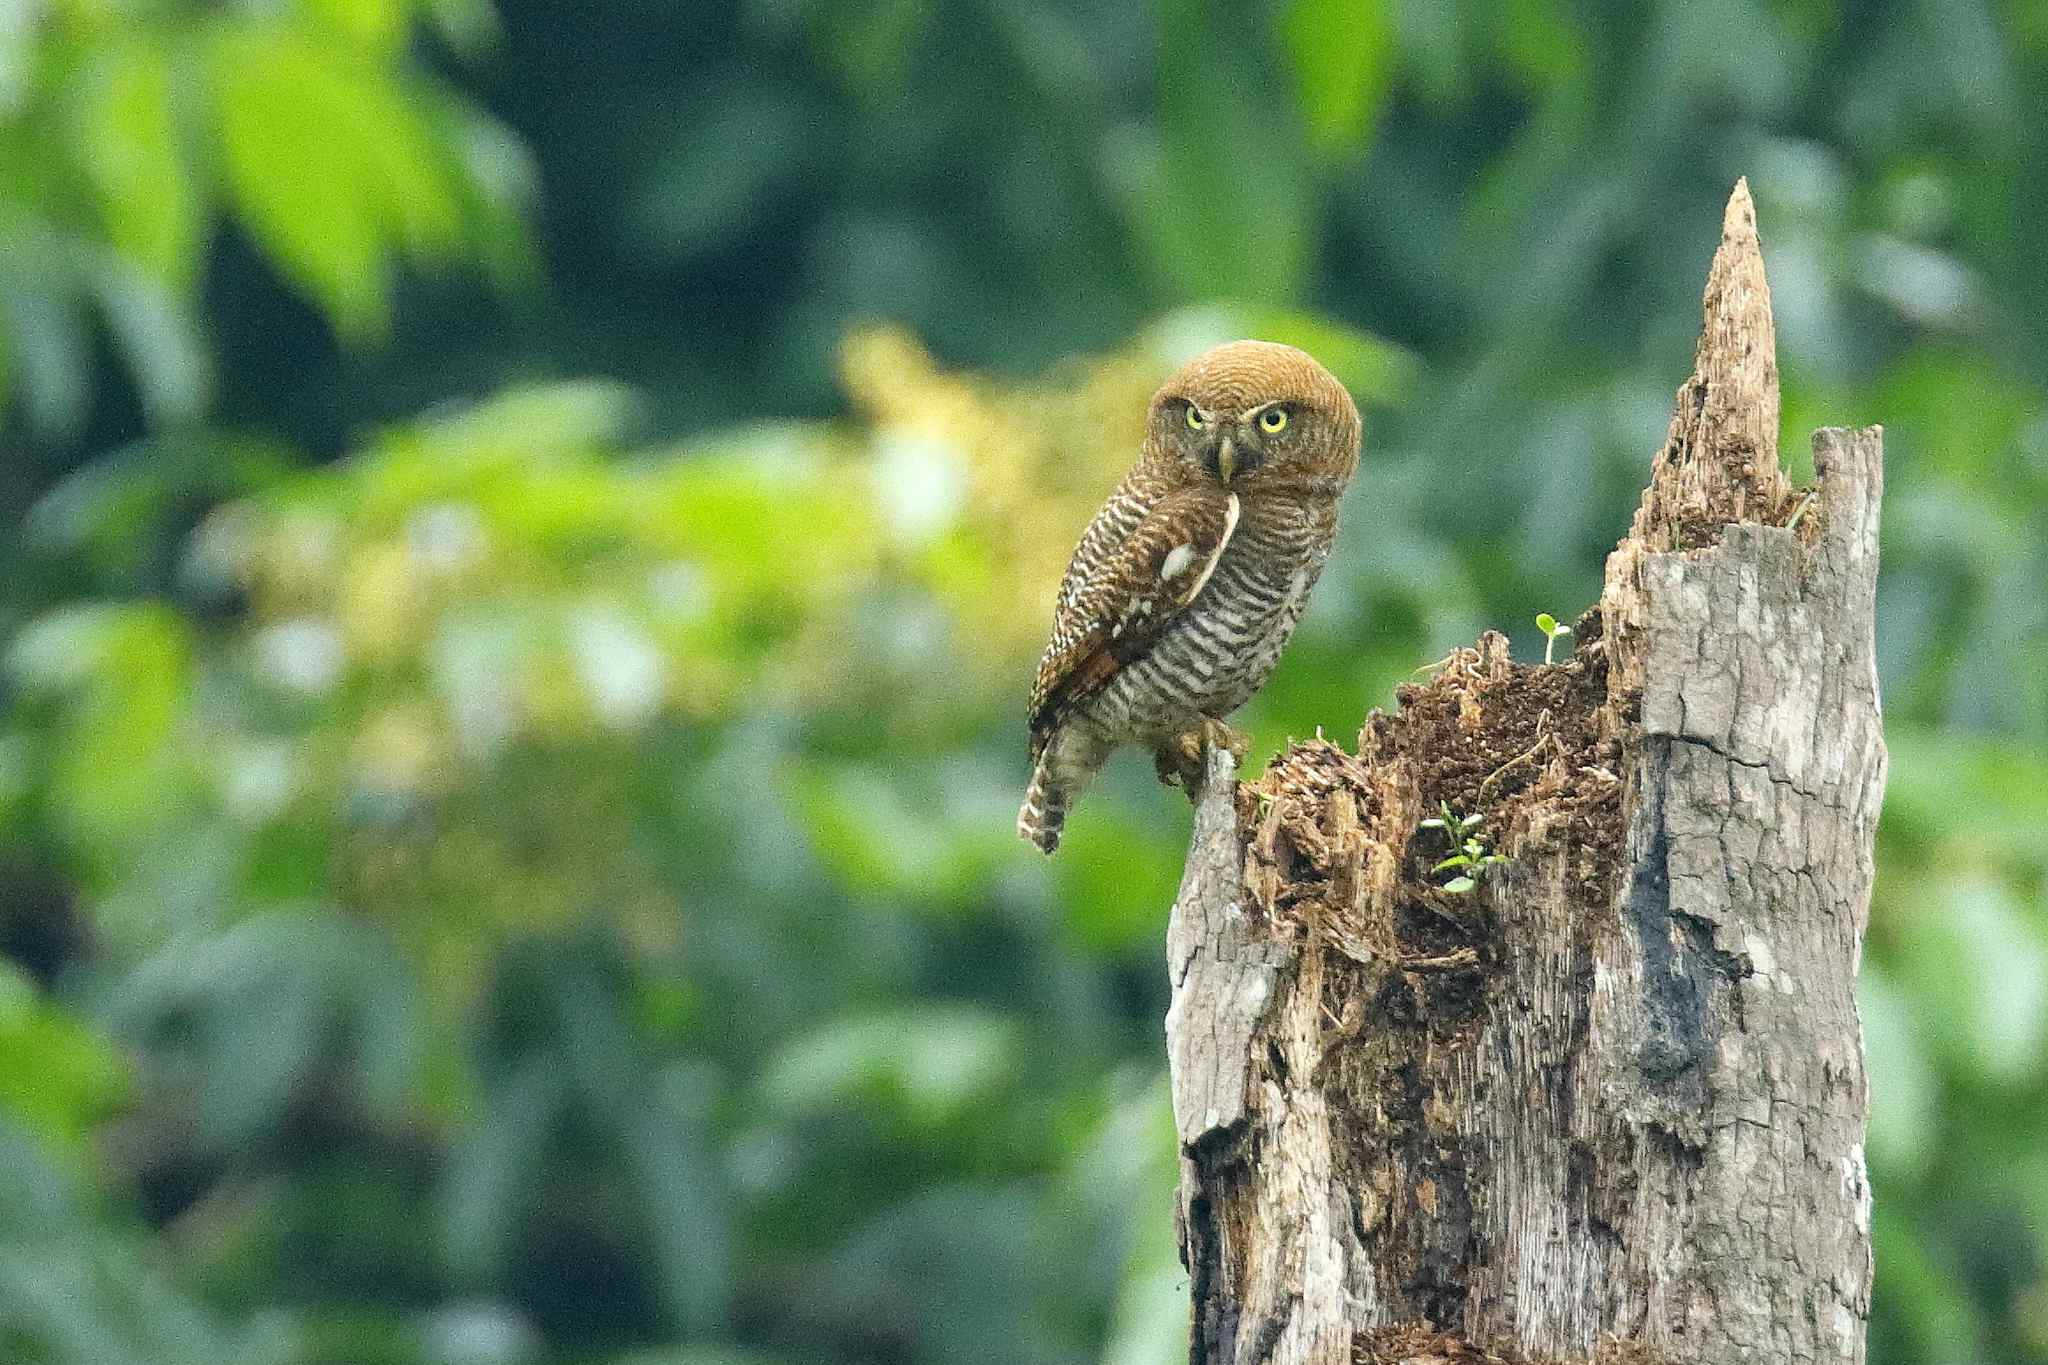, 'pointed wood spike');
1627,176,1791,551
1598,178,1799,717
1695,176,1780,477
